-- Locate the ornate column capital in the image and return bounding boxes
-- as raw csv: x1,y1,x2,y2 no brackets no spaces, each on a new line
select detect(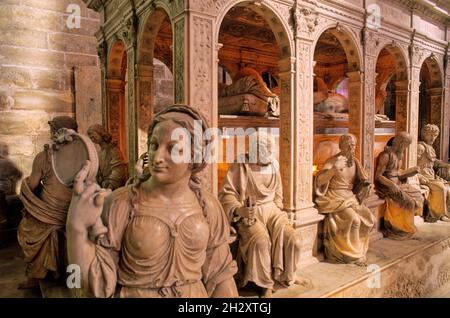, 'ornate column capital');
291,3,319,40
